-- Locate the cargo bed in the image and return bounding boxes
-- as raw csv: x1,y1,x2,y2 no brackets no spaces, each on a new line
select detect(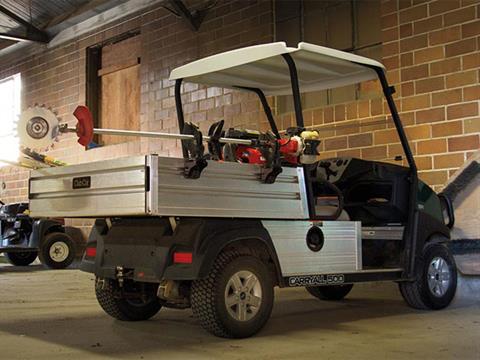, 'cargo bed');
28,155,309,219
